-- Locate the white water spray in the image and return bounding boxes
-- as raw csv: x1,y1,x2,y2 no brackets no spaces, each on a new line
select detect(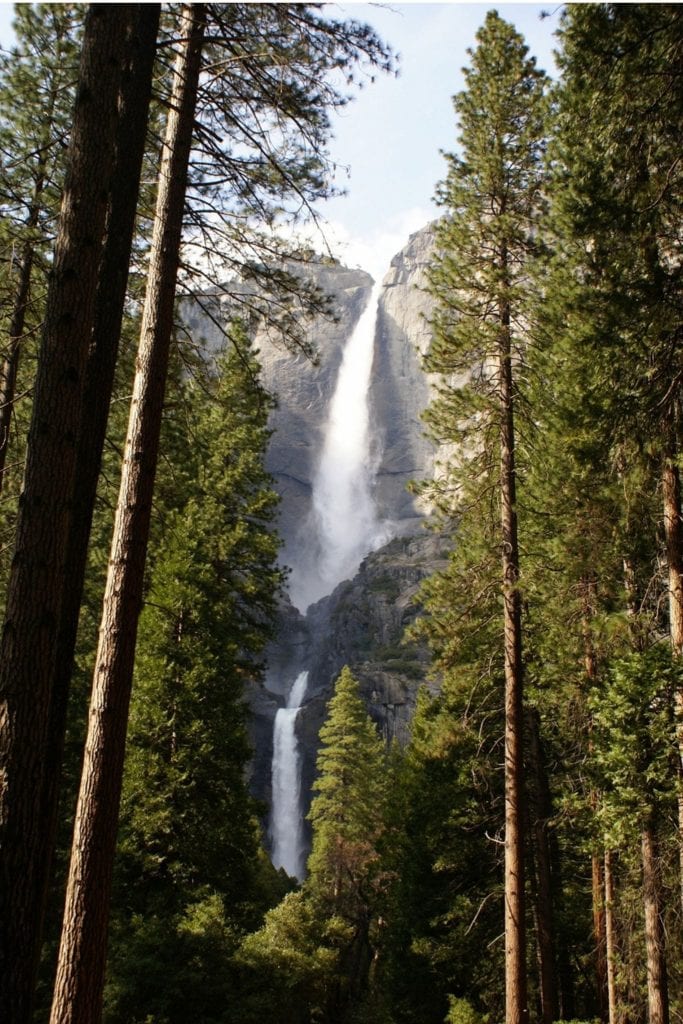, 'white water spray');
270,670,309,879
292,283,392,610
